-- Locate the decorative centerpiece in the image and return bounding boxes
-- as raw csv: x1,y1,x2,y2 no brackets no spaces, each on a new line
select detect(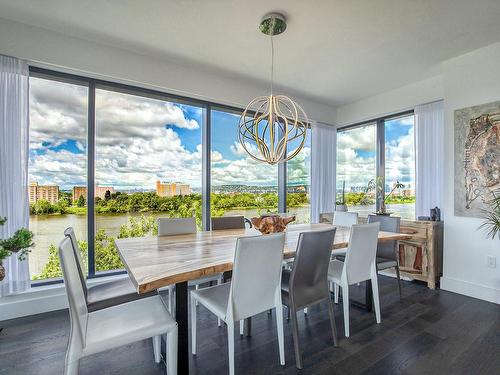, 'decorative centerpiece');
251,214,296,234
0,217,34,282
